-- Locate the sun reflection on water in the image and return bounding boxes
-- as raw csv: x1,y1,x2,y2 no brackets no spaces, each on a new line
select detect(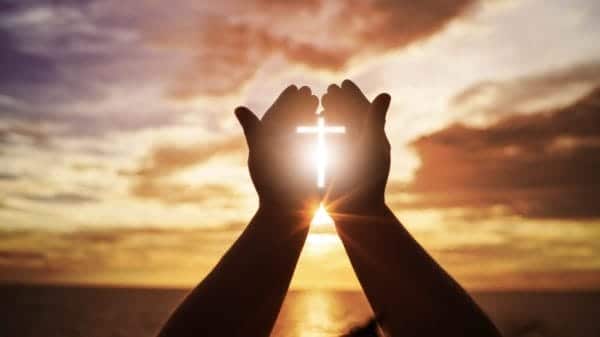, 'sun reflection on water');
271,291,374,337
